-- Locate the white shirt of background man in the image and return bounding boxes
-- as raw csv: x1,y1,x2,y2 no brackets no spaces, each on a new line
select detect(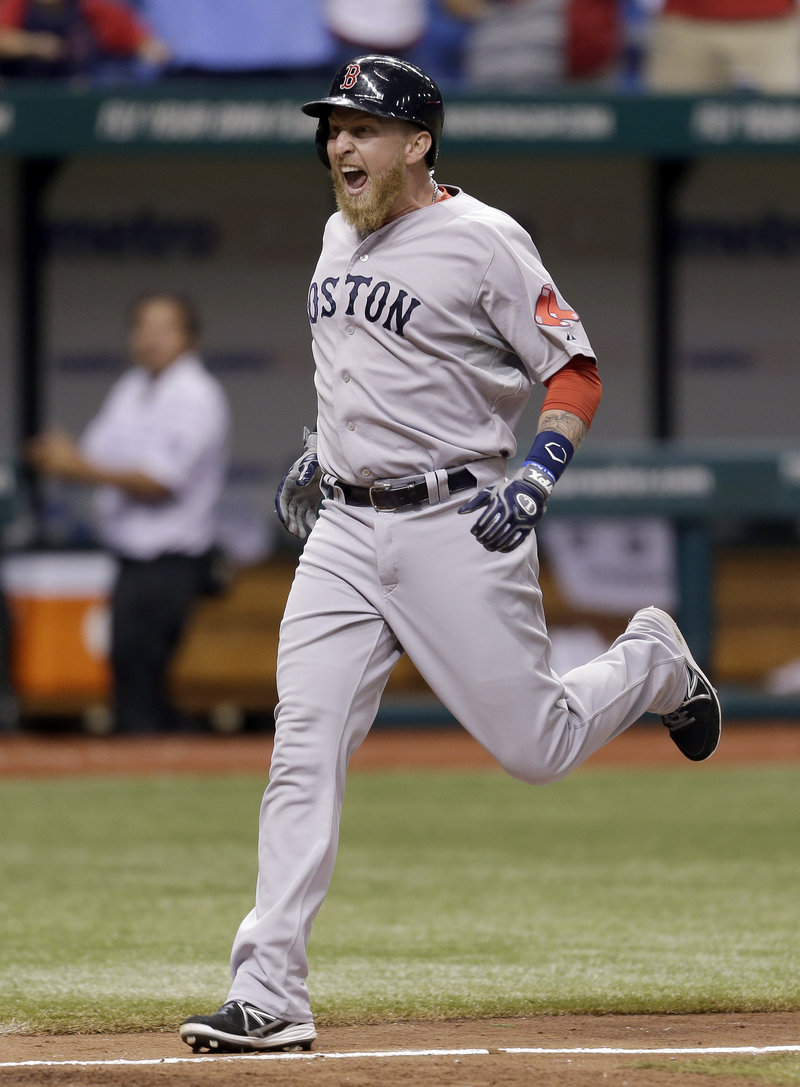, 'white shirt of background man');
80,352,230,560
